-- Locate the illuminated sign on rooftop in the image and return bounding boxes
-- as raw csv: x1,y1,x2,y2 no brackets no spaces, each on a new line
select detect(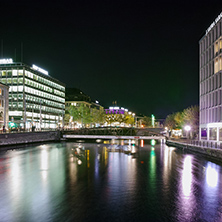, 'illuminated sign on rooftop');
206,11,222,35
32,64,48,75
109,107,120,110
0,58,13,64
